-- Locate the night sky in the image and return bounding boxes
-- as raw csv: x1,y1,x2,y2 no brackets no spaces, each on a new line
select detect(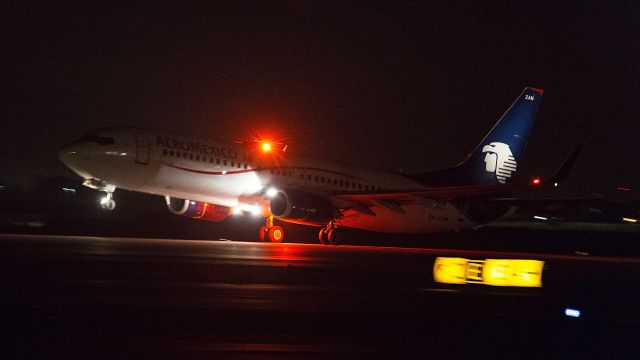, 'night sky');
3,1,640,193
